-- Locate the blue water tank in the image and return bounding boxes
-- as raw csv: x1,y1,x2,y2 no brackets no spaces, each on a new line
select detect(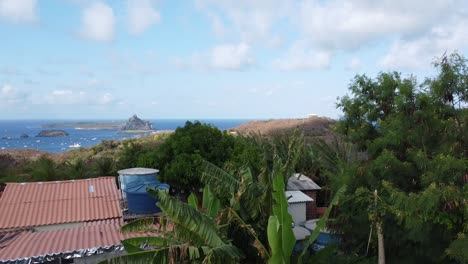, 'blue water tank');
125,181,170,214
118,168,159,198
302,220,341,253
